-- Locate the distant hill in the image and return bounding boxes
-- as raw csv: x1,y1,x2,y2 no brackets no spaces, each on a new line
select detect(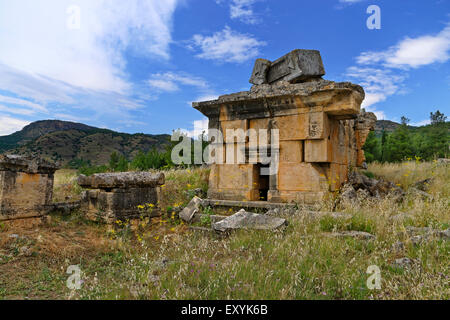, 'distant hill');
0,120,171,166
374,120,401,135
